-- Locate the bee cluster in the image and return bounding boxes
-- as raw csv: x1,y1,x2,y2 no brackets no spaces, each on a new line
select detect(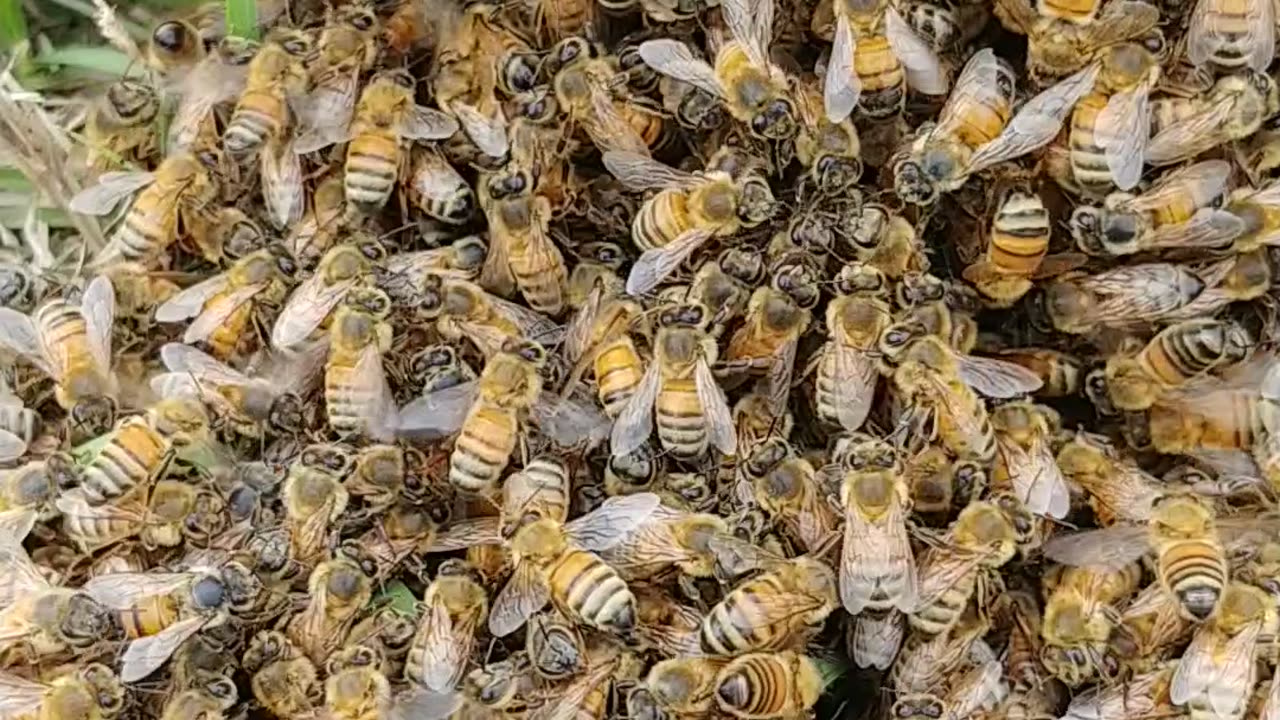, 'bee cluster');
3,0,1280,715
